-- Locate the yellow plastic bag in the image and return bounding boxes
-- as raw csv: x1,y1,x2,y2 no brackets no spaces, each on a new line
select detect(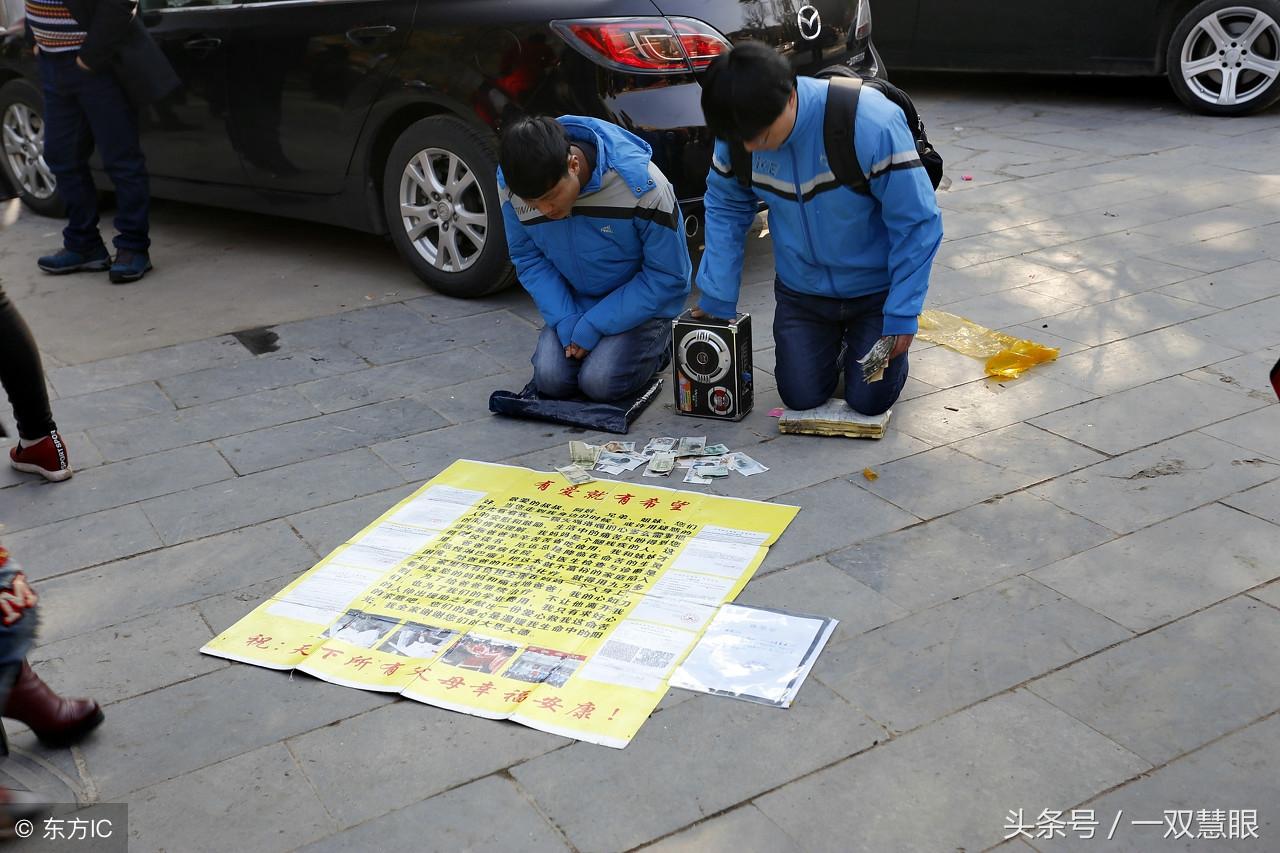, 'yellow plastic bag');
916,310,1058,380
